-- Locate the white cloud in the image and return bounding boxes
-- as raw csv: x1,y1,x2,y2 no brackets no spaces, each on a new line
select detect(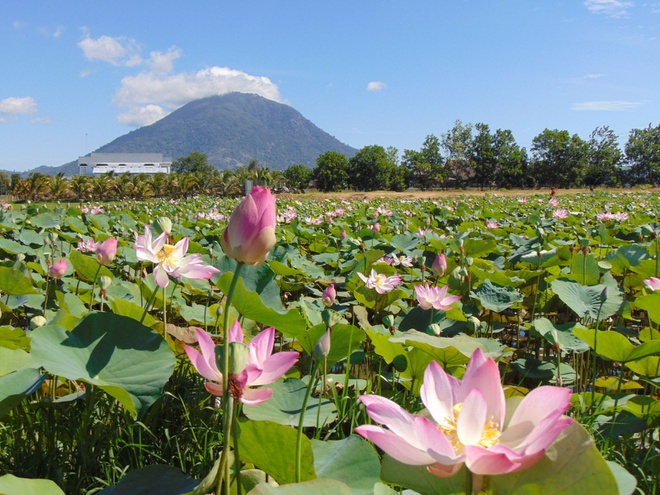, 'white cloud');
571,100,643,111
584,0,633,18
113,66,282,126
148,47,182,74
367,81,386,92
117,104,168,127
78,34,142,66
0,96,38,115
